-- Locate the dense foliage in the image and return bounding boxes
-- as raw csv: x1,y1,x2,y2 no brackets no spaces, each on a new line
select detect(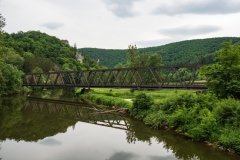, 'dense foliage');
80,37,240,68
143,91,240,152
0,14,24,95
0,14,104,95
201,42,240,99
126,45,163,68
4,31,104,72
79,48,127,68
130,93,153,119
82,88,240,153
